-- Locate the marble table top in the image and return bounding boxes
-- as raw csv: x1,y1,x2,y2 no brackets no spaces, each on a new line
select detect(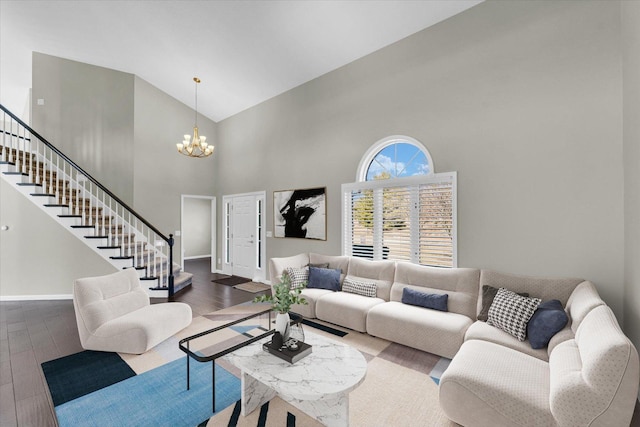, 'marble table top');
223,330,367,401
